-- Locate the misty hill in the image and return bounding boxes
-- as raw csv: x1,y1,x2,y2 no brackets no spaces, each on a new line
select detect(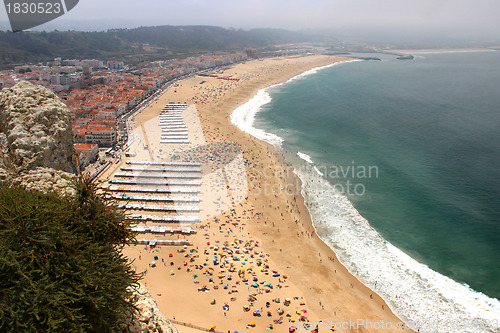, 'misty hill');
112,25,313,50
0,25,318,68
